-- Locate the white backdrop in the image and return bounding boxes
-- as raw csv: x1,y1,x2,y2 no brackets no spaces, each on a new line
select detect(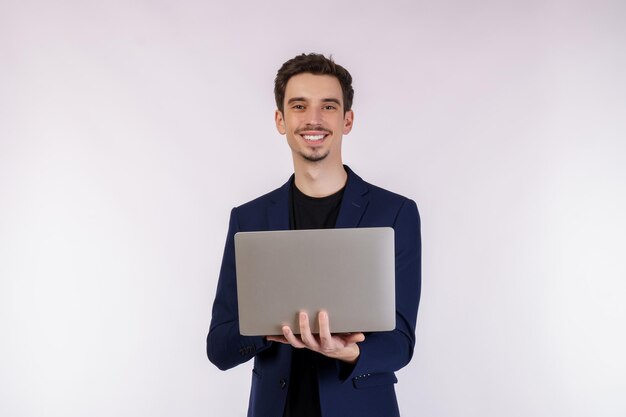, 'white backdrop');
1,1,625,416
